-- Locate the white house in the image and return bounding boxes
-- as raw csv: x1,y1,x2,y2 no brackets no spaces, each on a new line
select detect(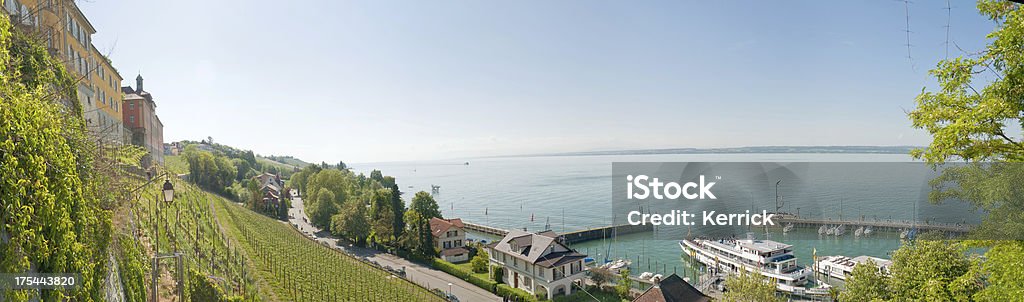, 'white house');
430,217,469,263
486,230,588,299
